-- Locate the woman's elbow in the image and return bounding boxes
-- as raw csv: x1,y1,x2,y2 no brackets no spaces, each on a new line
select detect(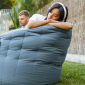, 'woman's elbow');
69,24,73,29
67,24,73,30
